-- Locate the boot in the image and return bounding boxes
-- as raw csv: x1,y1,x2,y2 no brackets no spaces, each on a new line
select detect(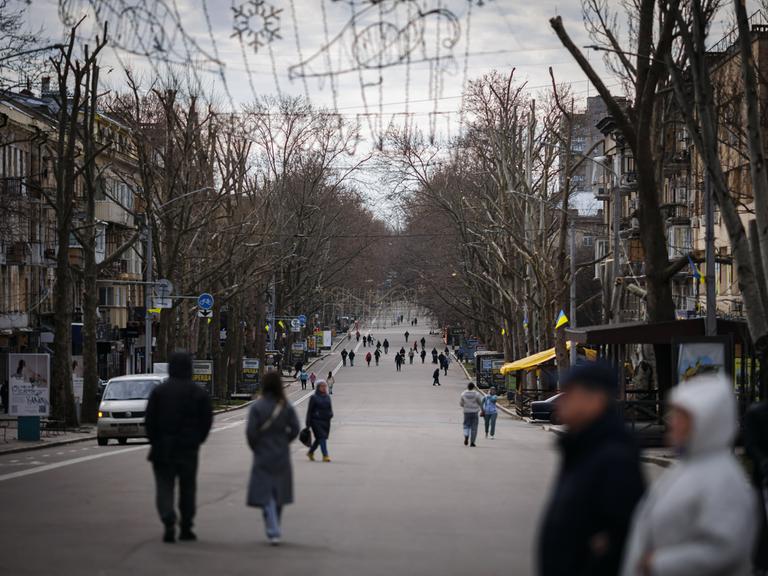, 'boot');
163,524,176,543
